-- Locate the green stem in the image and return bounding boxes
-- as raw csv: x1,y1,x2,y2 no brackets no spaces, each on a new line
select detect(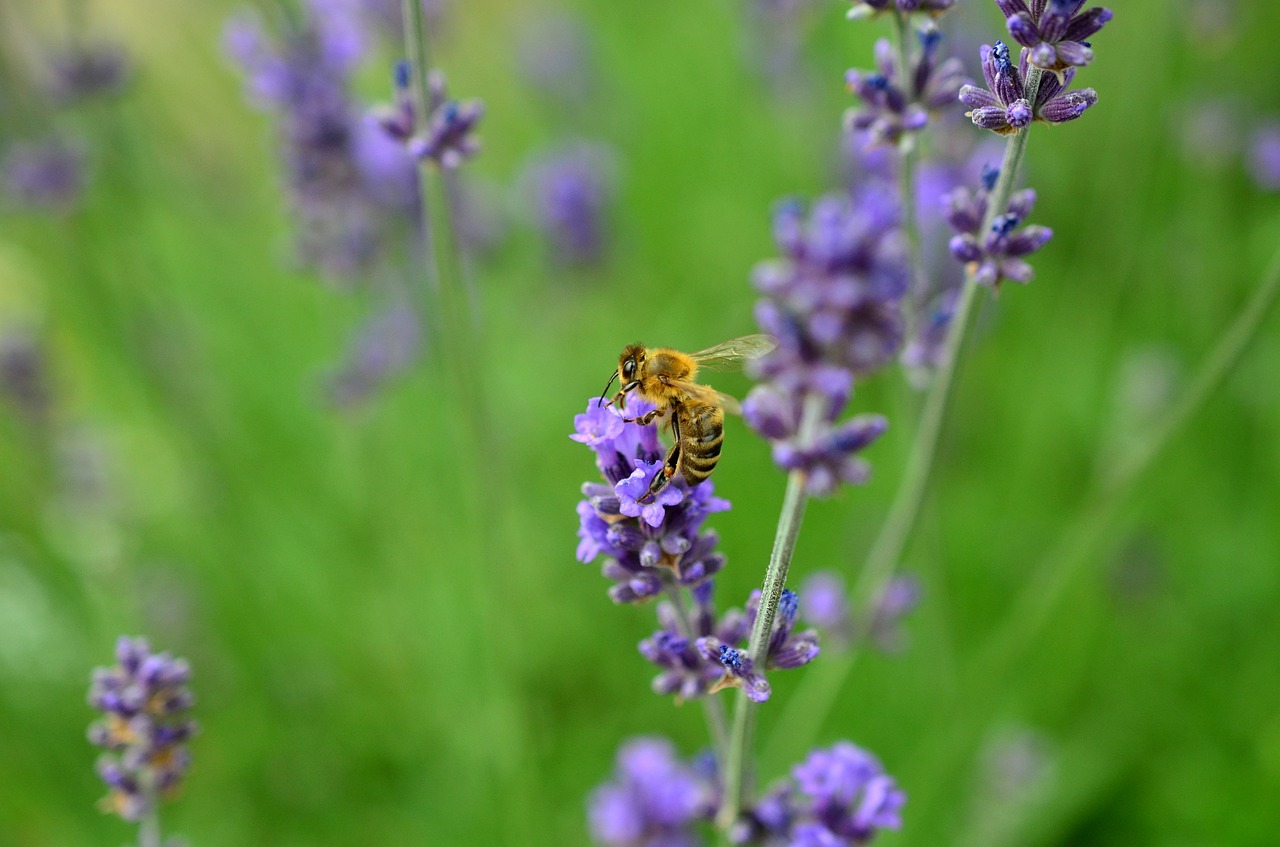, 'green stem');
136,780,160,847
717,395,820,831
